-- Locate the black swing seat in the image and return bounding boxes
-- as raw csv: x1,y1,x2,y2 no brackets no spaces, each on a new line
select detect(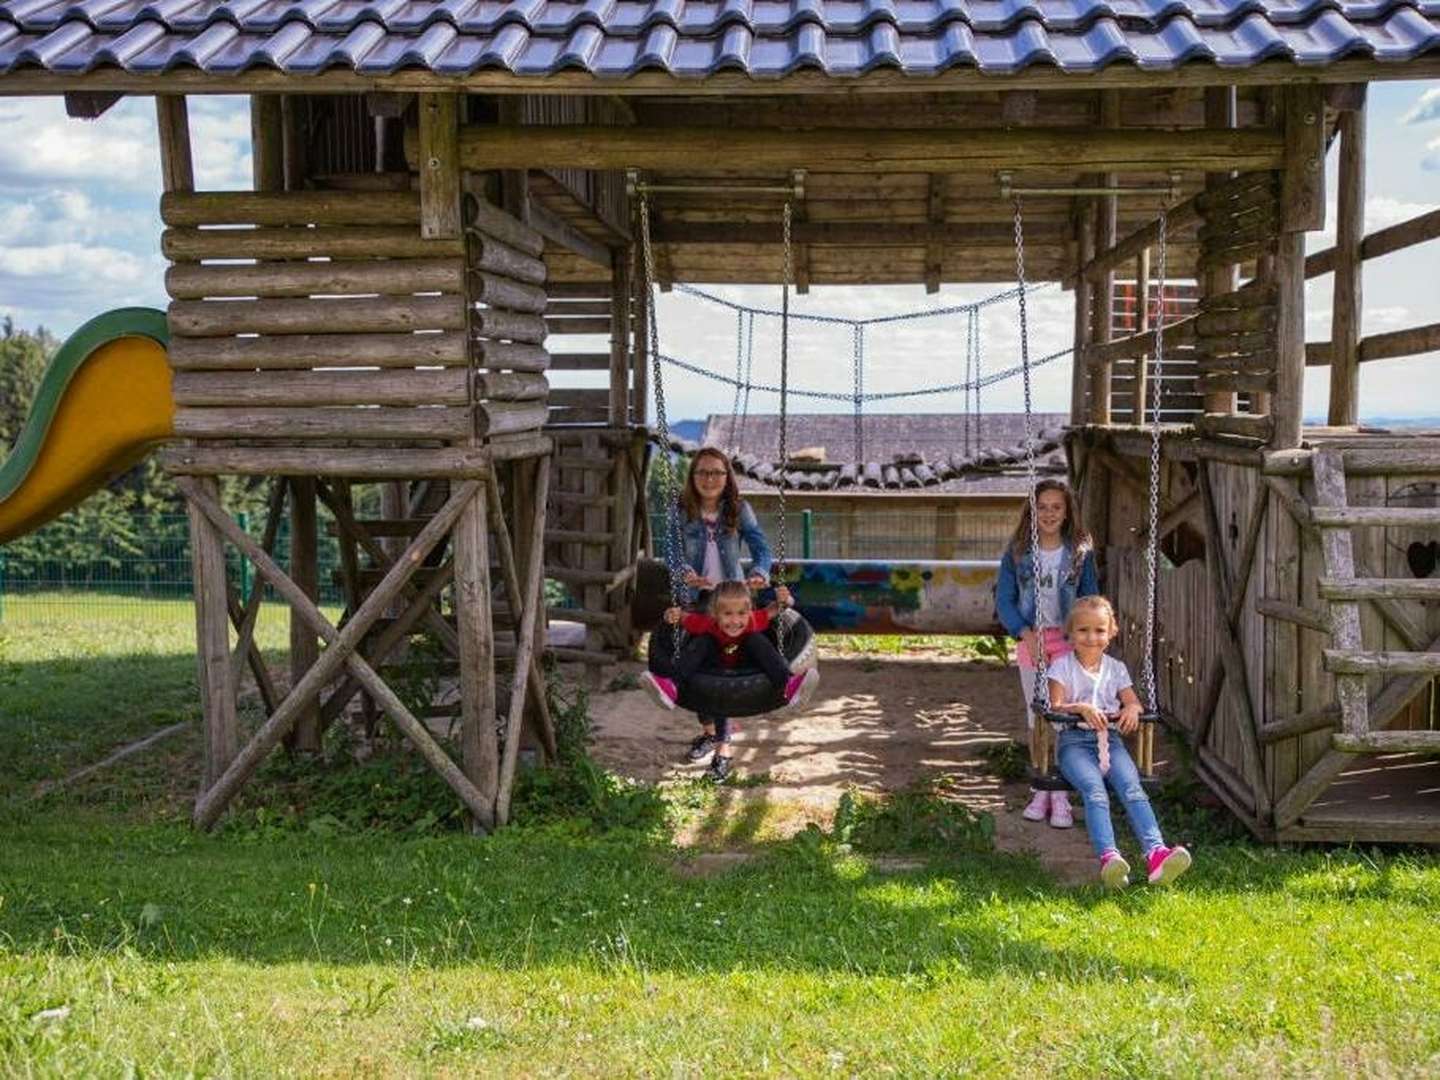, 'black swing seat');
1029,711,1164,793
647,608,817,719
